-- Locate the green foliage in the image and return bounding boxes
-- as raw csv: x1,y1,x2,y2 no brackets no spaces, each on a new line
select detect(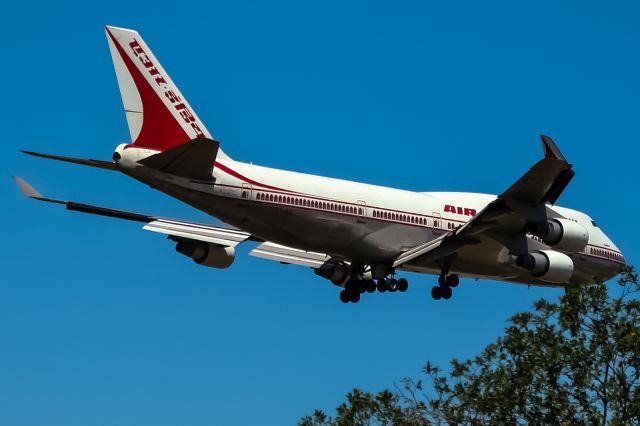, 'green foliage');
300,267,640,426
